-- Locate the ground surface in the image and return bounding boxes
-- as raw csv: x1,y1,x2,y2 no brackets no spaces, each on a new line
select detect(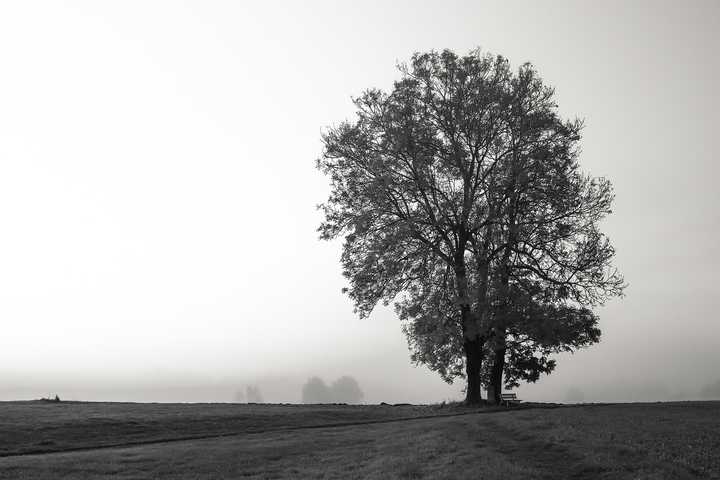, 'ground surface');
0,401,717,479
